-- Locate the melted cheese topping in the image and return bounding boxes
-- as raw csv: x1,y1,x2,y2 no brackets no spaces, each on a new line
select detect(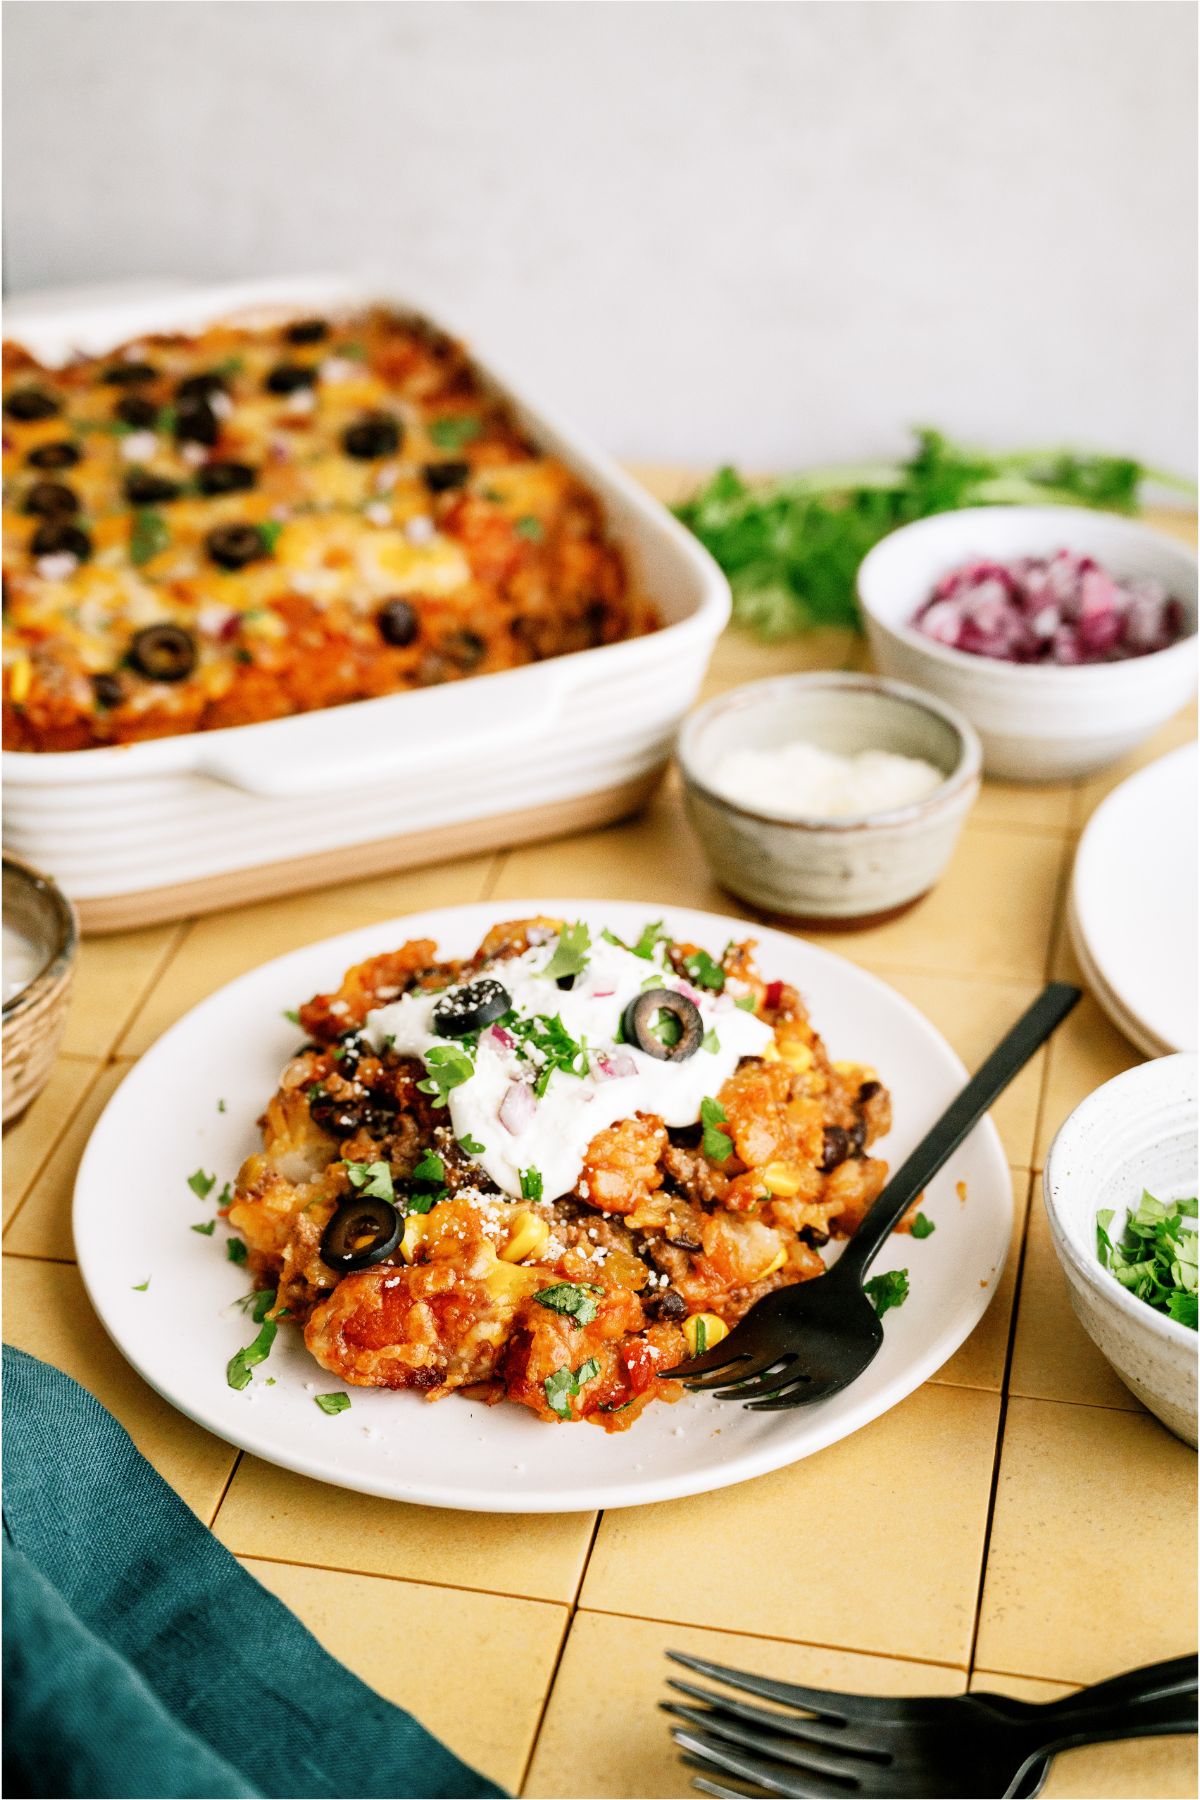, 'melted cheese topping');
365,932,773,1202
